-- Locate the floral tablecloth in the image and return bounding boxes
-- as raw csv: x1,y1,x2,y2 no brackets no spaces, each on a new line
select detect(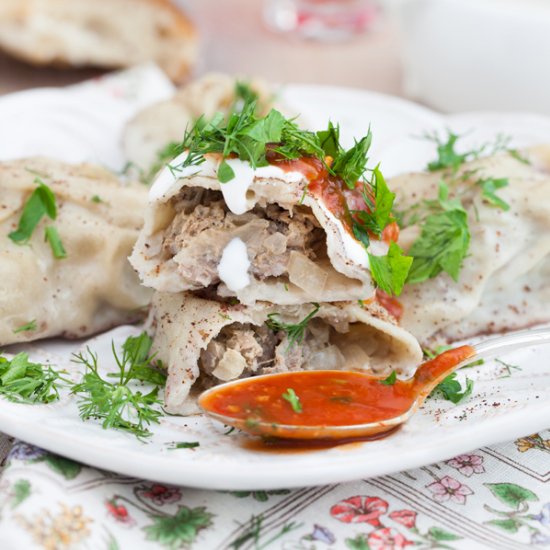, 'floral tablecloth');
0,430,548,549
